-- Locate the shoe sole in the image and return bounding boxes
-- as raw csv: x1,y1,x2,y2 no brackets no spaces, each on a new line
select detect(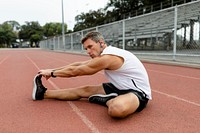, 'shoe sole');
32,74,38,100
89,93,118,99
